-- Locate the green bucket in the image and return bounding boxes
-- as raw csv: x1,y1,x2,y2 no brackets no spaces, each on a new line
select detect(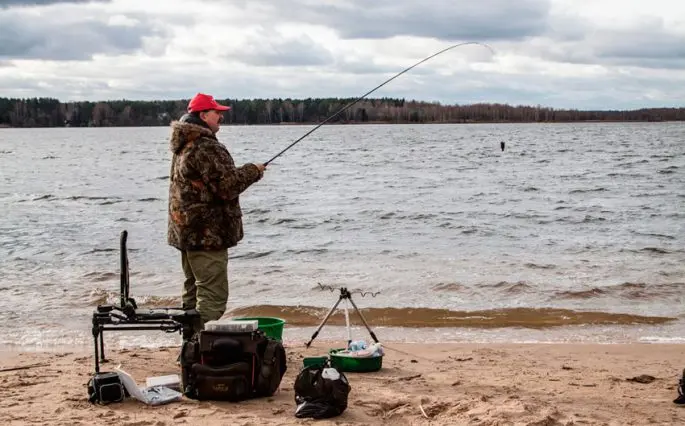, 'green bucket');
329,348,383,372
233,316,285,340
